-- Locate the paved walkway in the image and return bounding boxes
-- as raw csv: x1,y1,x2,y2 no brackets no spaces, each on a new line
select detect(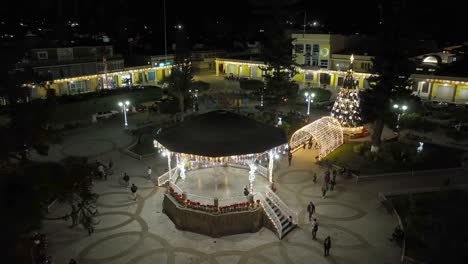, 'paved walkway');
40,118,407,264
